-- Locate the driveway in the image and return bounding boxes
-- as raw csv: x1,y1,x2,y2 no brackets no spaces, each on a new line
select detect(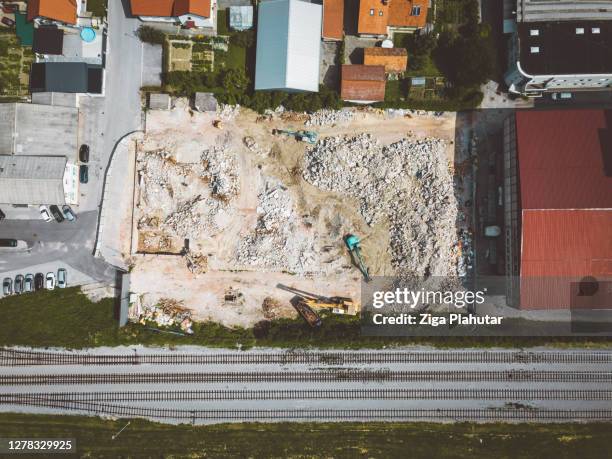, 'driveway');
0,1,144,286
